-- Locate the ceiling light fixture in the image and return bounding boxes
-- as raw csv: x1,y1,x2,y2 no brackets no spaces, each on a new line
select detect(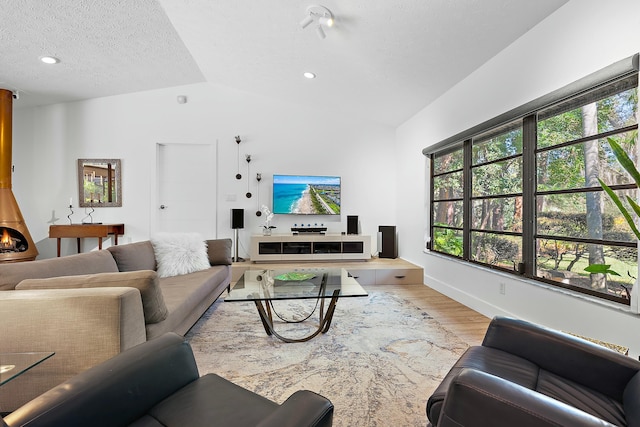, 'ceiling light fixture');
300,5,334,40
318,16,334,28
300,15,314,29
39,56,60,64
303,72,316,79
